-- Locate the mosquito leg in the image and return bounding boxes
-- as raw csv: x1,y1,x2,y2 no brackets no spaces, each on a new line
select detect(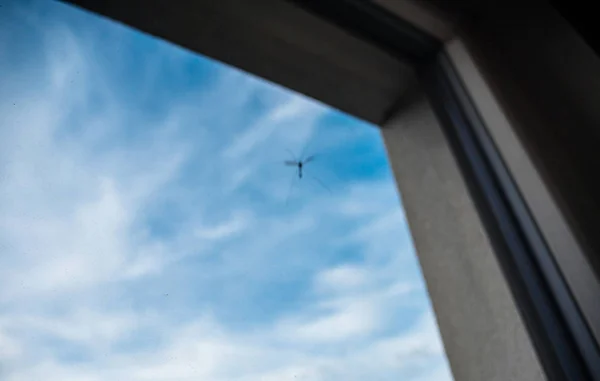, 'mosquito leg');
286,149,297,162
299,140,311,162
285,173,298,206
310,175,332,194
